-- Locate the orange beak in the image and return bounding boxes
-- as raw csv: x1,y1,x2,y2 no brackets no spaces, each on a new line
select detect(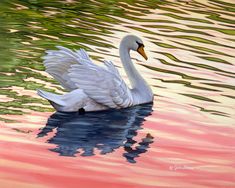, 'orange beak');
137,46,148,60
